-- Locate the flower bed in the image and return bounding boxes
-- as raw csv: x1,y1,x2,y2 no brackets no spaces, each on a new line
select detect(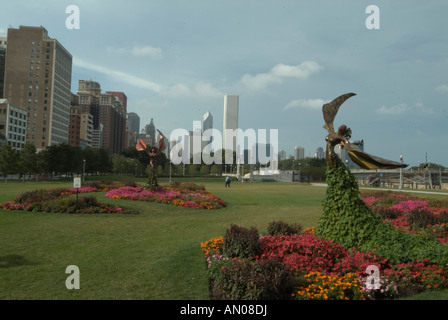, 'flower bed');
201,191,448,300
104,182,226,210
0,181,225,214
0,180,139,214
